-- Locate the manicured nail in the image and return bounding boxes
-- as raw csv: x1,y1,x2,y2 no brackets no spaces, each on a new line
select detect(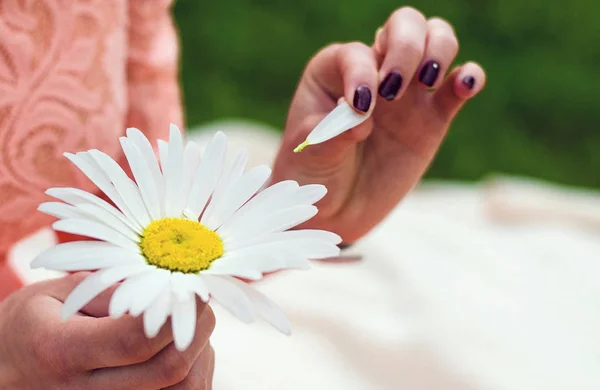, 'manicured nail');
462,76,475,90
353,85,372,112
419,61,440,87
378,71,403,101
